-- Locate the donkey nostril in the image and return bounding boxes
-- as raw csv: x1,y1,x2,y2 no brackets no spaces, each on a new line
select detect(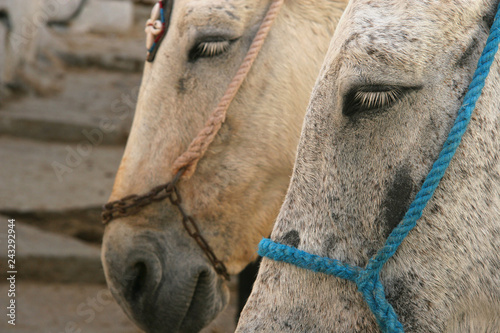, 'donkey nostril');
126,262,148,302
